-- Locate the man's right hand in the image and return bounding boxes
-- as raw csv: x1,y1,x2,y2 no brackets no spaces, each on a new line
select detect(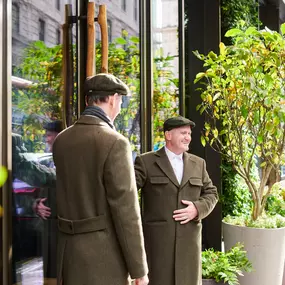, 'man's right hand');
135,275,149,285
34,198,51,220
